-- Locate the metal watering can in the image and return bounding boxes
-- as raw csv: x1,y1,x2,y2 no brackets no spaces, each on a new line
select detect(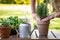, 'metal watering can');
16,23,37,38
16,12,37,38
